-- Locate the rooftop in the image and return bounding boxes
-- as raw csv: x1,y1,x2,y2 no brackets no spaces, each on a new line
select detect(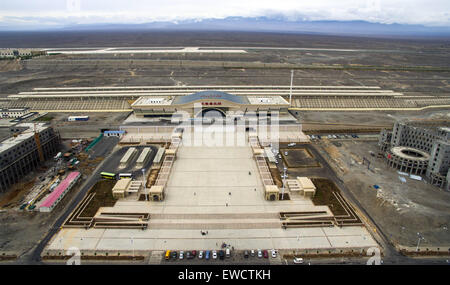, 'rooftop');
172,91,249,105
246,96,289,105
40,172,80,208
132,97,174,106
0,123,48,153
112,179,132,192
